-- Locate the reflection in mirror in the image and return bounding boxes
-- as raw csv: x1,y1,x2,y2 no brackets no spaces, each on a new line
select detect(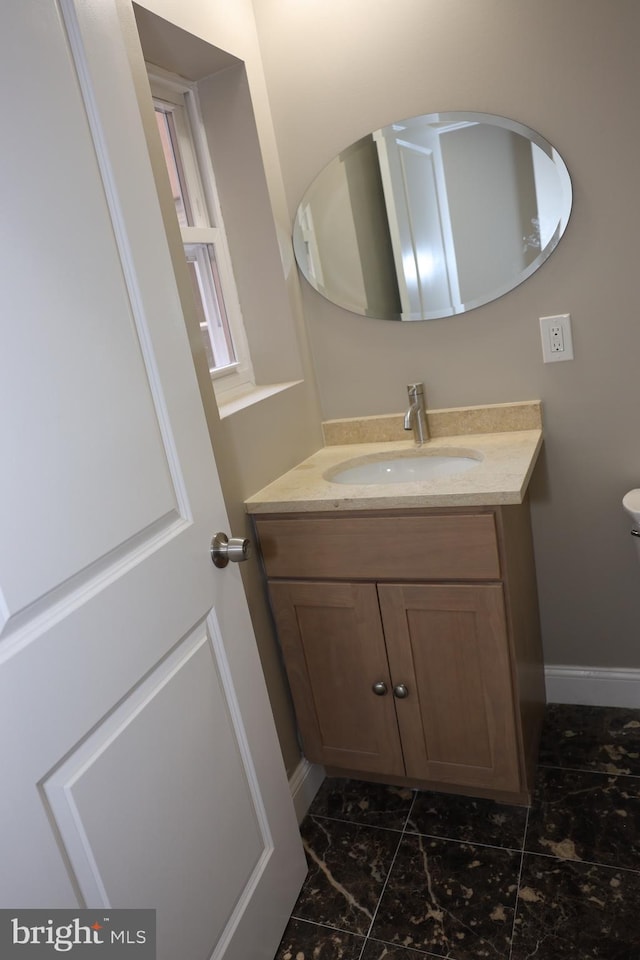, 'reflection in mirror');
293,112,572,321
